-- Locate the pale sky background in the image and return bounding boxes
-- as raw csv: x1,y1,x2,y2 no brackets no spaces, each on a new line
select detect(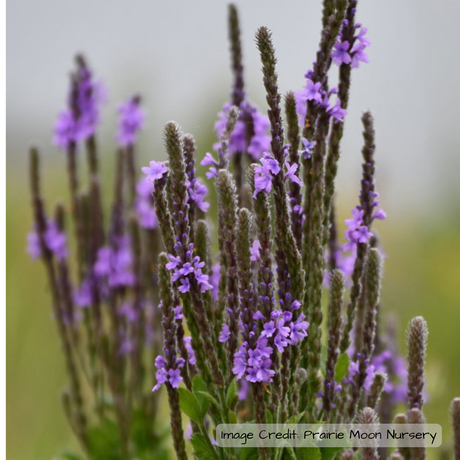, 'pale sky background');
7,0,460,216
